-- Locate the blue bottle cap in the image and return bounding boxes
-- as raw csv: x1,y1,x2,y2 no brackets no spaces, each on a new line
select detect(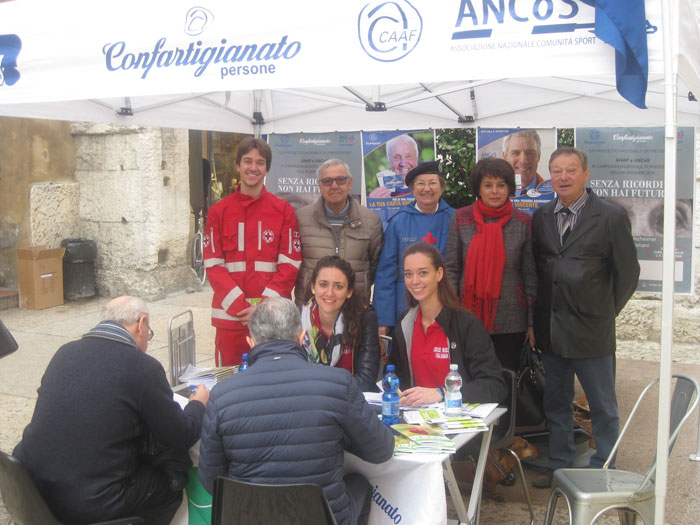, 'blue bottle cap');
386,364,395,372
